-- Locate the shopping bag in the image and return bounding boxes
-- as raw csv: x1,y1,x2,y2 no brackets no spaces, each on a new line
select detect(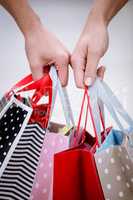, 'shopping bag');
90,78,133,200
95,144,133,200
53,88,105,200
0,69,53,199
30,130,70,200
30,67,74,200
0,96,32,176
